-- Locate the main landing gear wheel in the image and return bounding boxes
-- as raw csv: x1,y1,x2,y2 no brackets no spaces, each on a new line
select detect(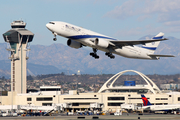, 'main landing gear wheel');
105,52,115,59
53,38,57,41
90,48,99,59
